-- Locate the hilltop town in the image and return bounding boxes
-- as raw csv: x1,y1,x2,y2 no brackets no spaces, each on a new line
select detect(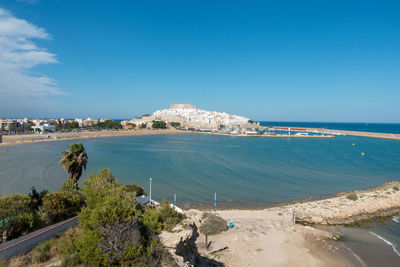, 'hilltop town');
122,104,256,130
